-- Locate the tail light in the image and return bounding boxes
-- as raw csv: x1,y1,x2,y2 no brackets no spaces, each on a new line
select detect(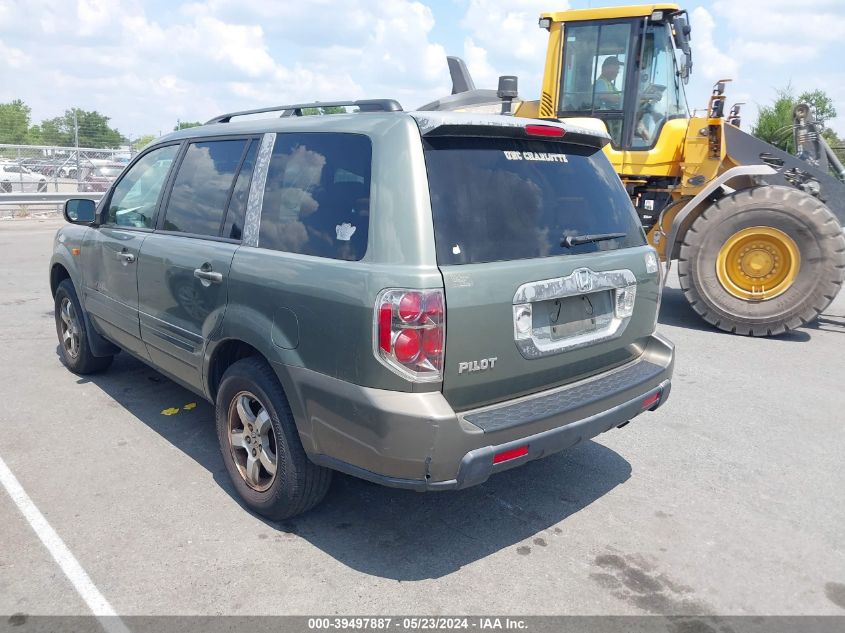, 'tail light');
374,288,445,382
